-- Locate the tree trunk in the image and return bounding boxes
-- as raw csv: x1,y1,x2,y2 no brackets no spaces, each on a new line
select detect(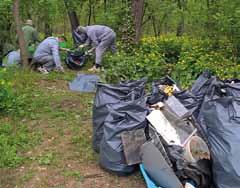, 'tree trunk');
132,0,144,44
68,11,79,30
88,0,92,25
93,0,96,23
151,15,157,37
104,0,107,12
13,0,28,67
63,0,79,31
44,22,52,38
176,0,185,37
